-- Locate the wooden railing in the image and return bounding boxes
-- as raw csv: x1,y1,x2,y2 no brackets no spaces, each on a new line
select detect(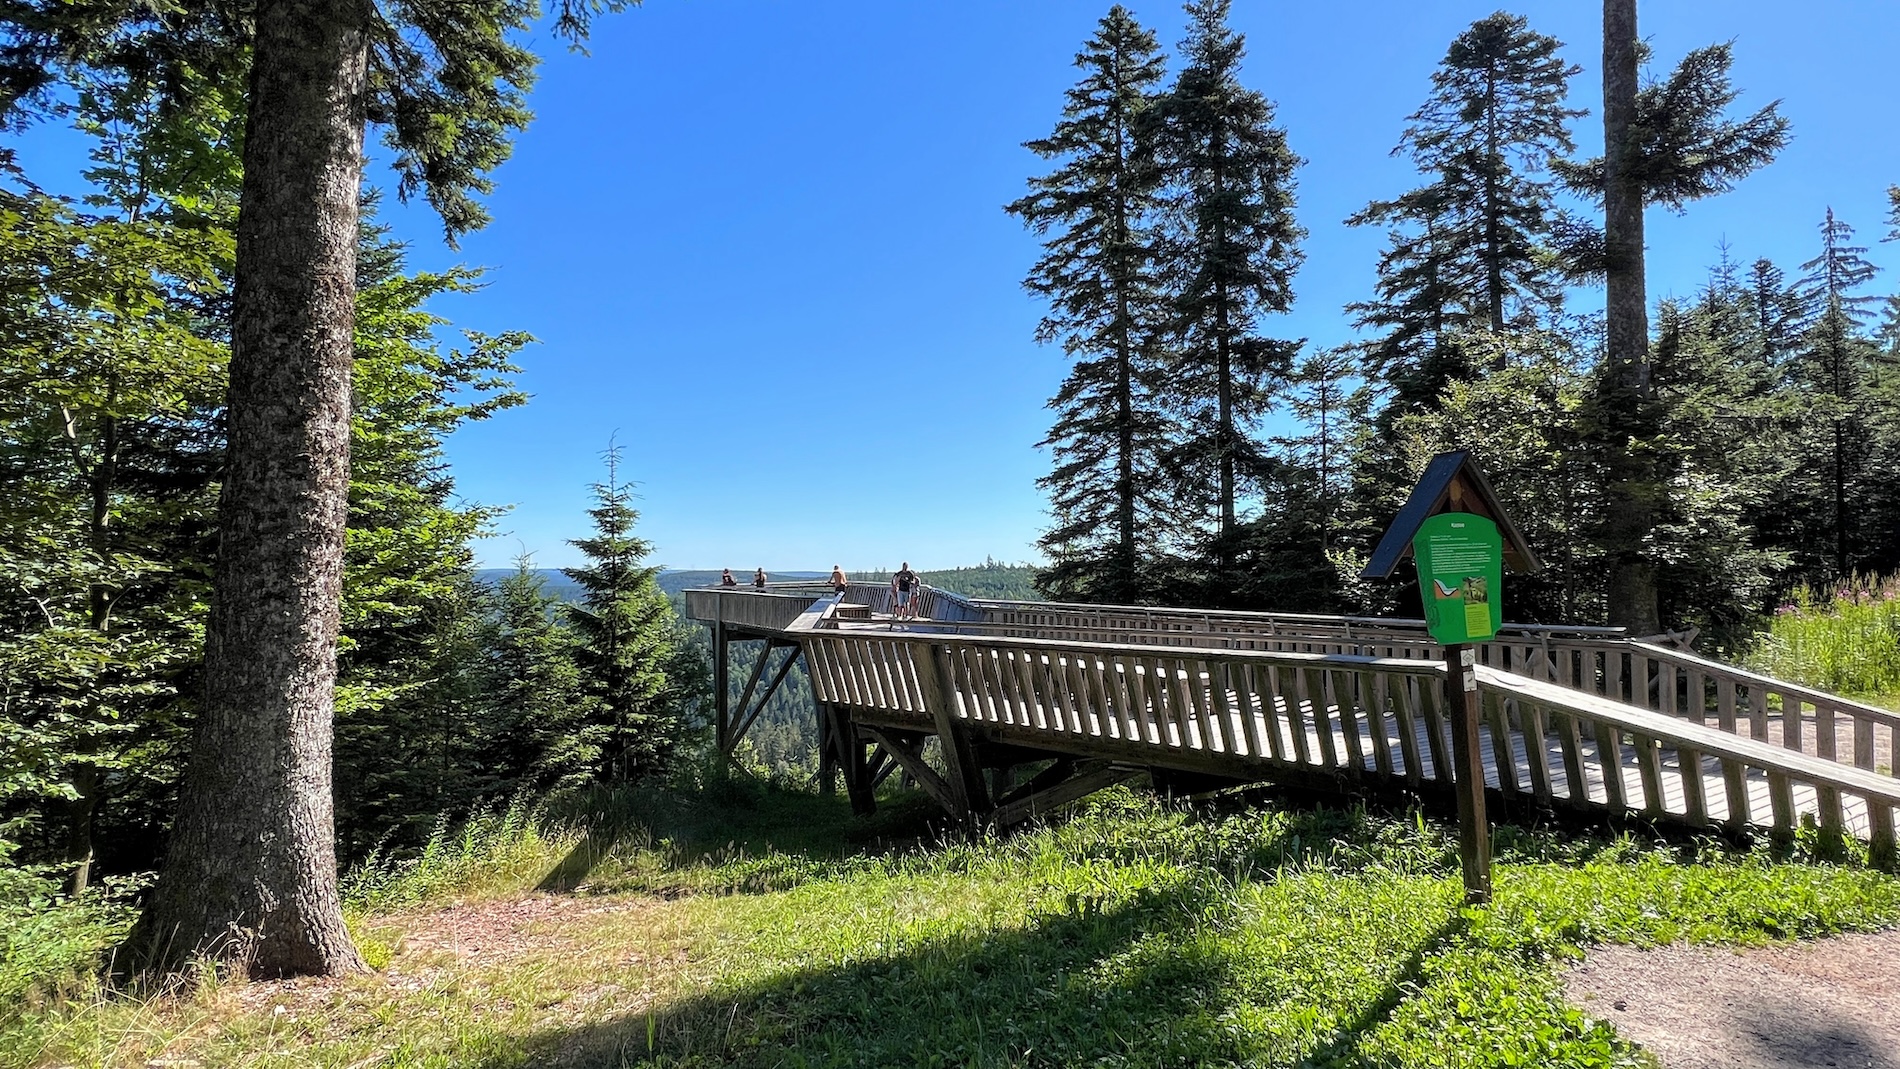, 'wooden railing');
794,628,1900,851
682,588,825,633
1476,667,1899,856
